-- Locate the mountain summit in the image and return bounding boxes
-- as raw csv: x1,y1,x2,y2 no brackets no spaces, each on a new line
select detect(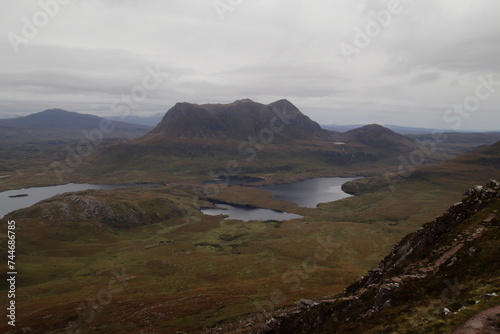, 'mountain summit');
148,99,323,141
